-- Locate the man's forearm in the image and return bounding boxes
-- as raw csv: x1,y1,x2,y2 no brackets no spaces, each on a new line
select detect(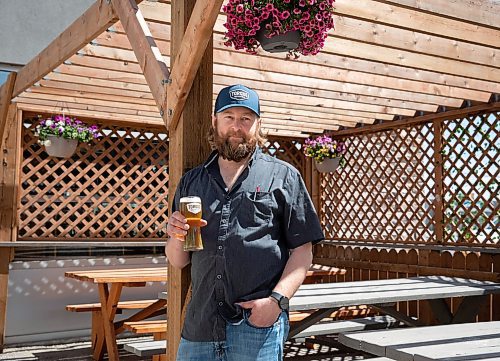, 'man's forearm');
165,237,191,269
273,242,313,298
